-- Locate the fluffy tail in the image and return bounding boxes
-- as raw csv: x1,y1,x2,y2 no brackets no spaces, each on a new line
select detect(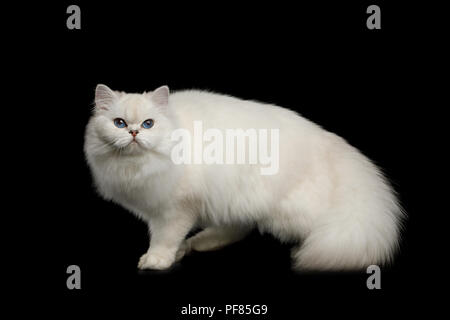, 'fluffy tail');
292,175,405,271
292,219,400,271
